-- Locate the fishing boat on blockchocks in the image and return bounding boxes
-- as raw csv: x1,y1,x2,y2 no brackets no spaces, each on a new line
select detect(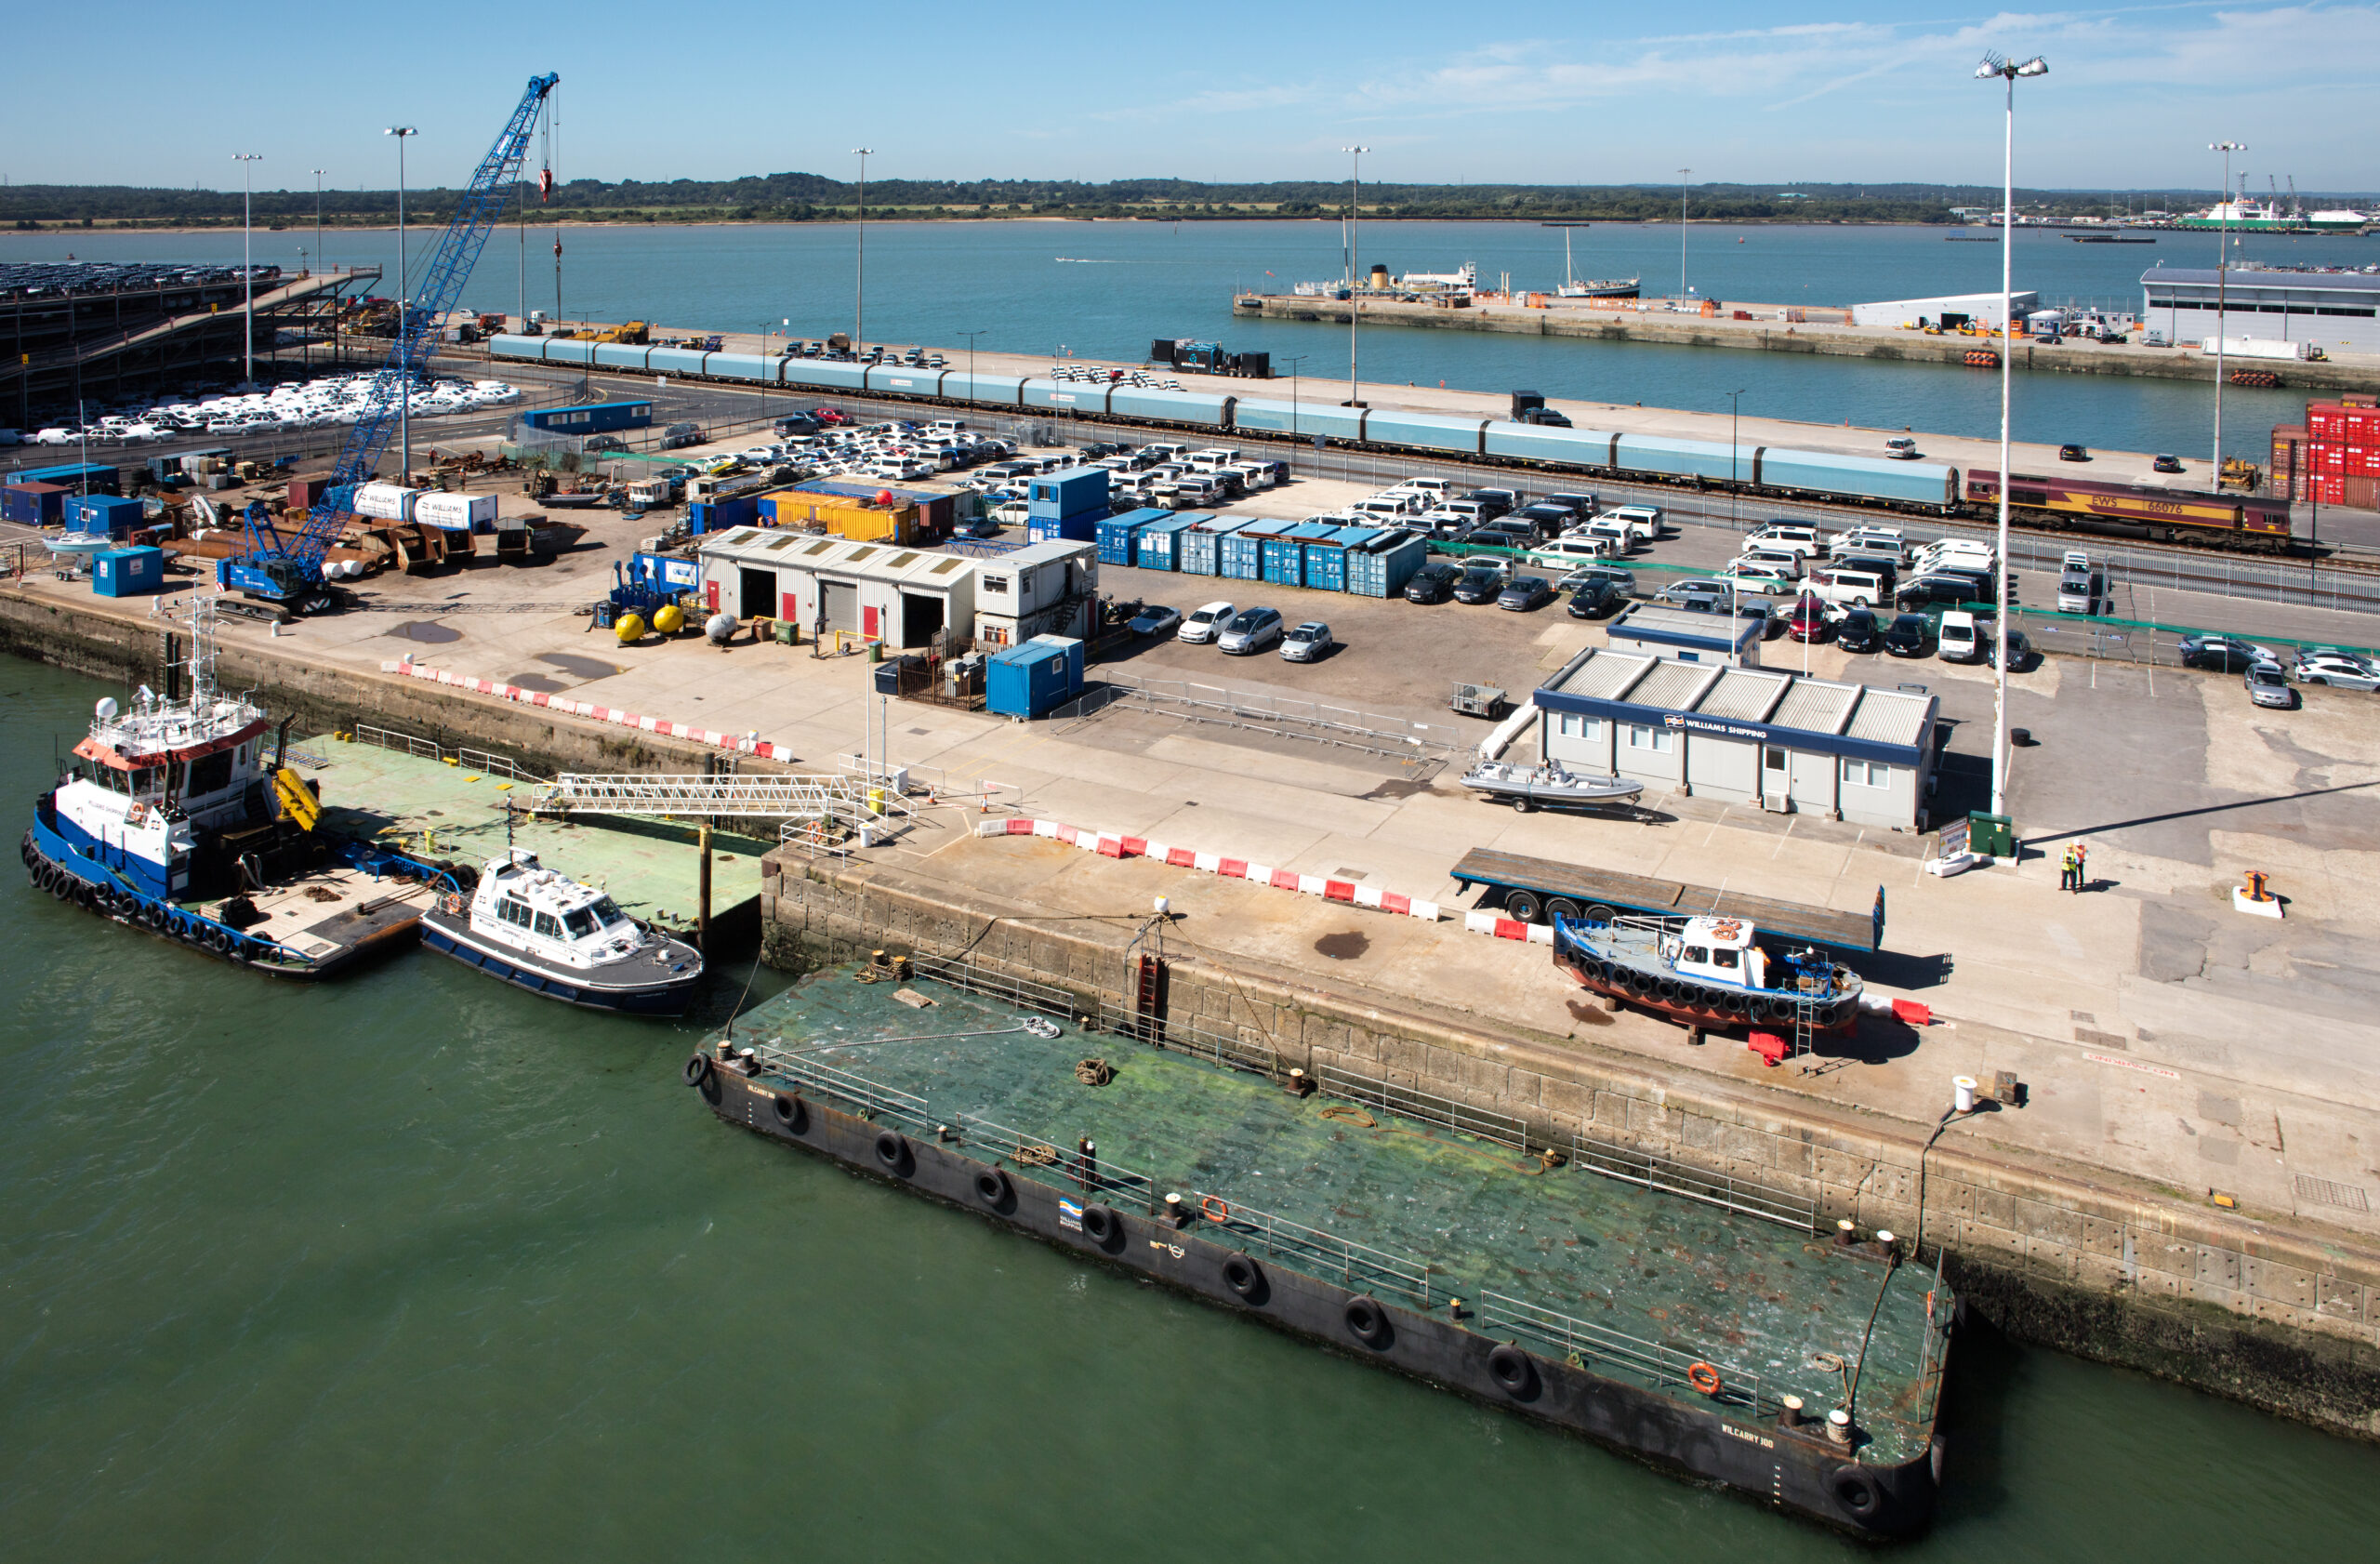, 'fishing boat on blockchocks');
20,596,459,977
1461,758,1643,813
421,846,703,1014
1554,910,1863,1033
